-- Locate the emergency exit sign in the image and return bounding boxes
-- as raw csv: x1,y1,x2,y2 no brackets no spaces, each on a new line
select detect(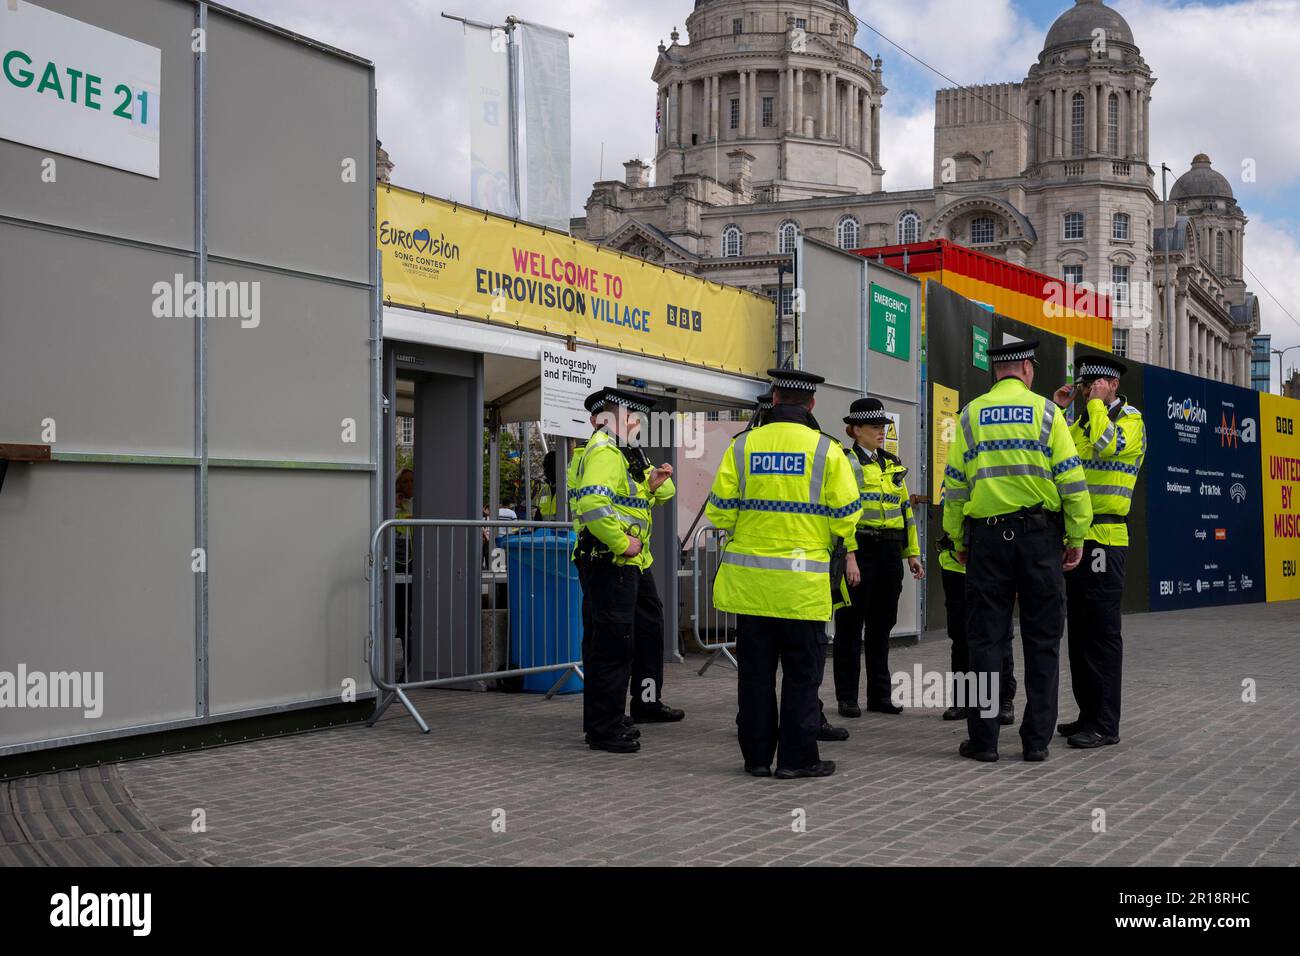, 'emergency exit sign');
972,327,990,370
868,283,910,361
